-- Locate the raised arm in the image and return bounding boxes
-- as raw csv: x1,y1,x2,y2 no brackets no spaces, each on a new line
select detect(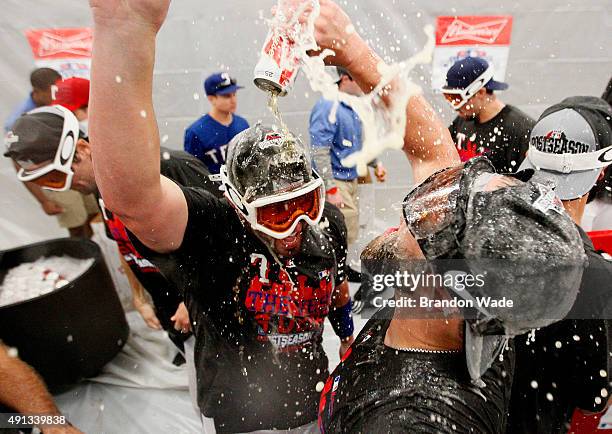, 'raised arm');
313,0,459,183
89,0,187,253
